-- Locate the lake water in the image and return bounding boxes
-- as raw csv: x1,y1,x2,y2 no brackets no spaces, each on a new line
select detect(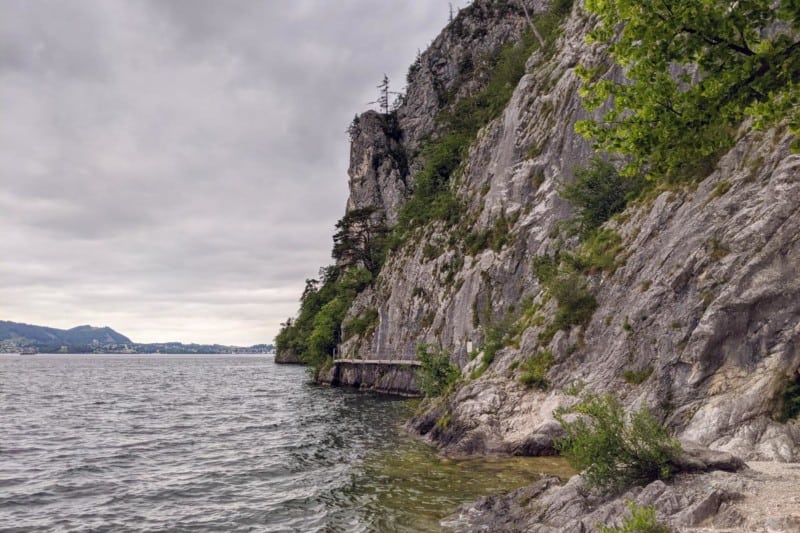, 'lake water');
0,354,571,532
